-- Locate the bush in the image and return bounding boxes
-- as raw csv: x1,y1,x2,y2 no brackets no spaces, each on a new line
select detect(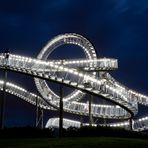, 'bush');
62,126,148,139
